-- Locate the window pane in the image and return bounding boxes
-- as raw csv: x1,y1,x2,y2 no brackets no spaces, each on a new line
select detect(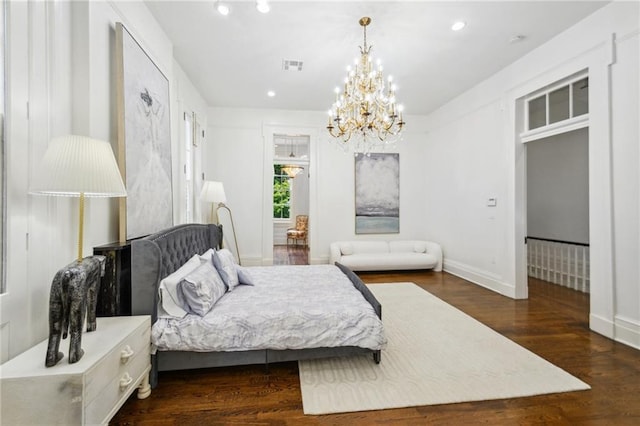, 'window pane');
1,3,5,293
549,85,570,124
273,165,291,219
572,78,589,116
184,113,193,222
528,95,546,130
